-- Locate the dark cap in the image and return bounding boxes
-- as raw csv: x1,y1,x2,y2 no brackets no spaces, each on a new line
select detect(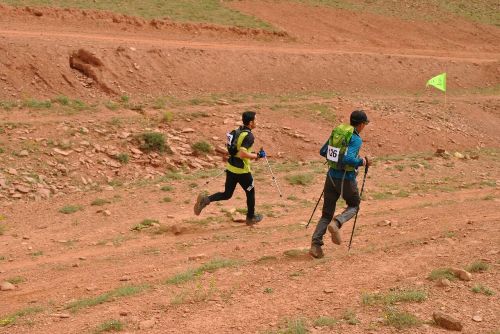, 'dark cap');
350,110,369,125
